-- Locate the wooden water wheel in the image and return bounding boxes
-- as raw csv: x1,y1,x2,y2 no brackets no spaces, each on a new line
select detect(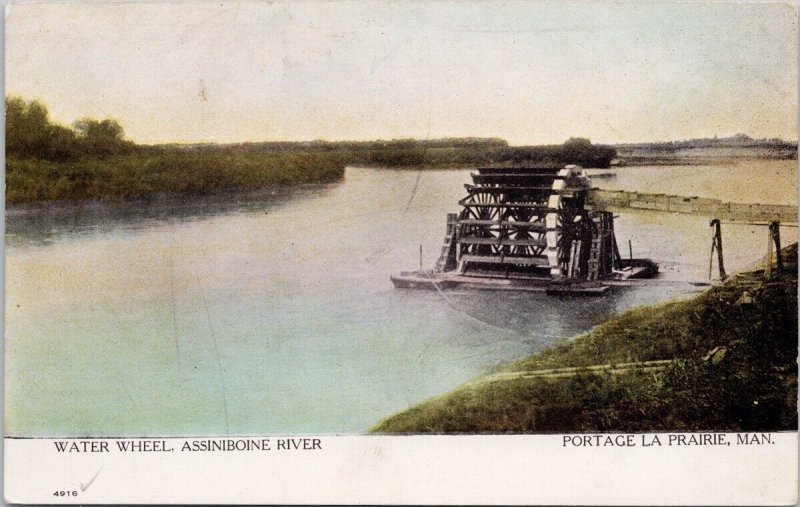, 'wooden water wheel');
446,165,592,279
